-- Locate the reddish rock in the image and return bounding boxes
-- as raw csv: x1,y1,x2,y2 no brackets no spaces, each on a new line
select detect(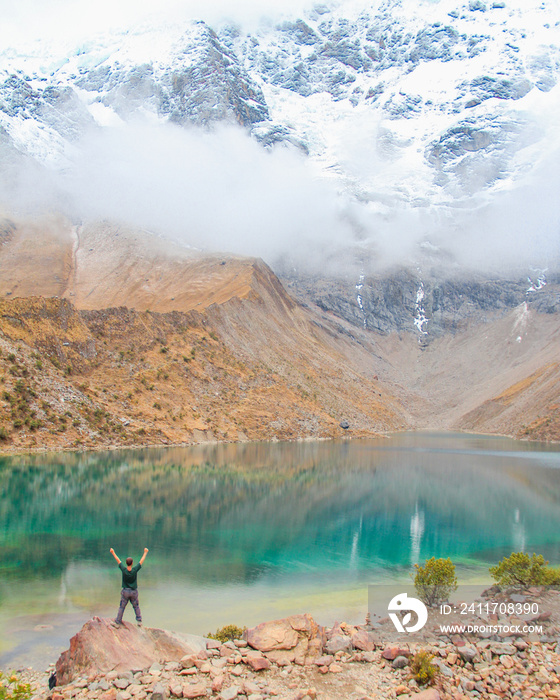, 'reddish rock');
325,635,352,654
168,682,182,697
382,646,400,660
451,635,465,647
245,620,298,652
350,629,377,652
219,646,235,658
101,690,117,700
246,656,271,672
206,639,221,651
211,675,224,693
264,650,294,666
242,680,260,695
180,655,198,669
182,683,207,699
410,690,441,700
55,617,206,685
313,655,334,666
245,614,324,655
